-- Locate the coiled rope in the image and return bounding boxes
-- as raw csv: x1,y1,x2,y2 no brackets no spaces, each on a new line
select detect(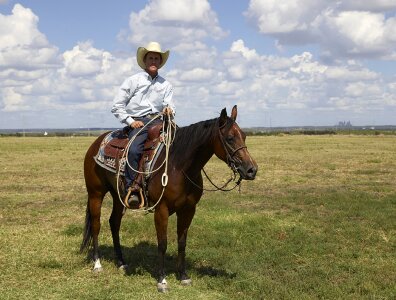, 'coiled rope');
115,112,176,214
